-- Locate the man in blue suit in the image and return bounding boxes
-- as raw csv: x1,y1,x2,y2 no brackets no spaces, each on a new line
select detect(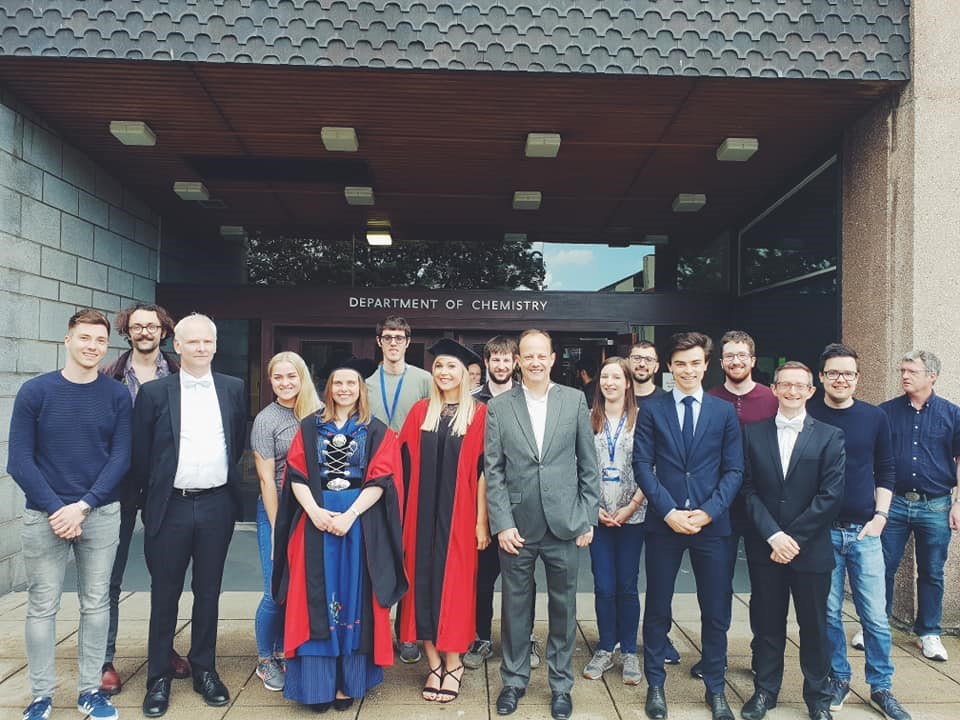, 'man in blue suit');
633,332,743,720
